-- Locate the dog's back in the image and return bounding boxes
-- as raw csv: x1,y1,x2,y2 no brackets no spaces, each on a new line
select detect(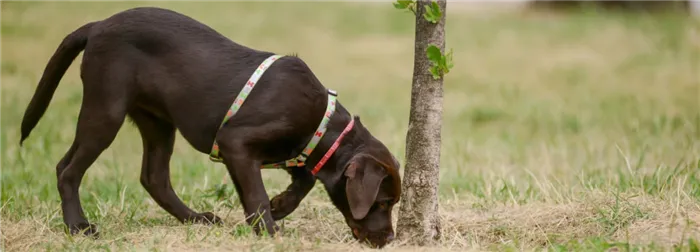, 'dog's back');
23,7,329,153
